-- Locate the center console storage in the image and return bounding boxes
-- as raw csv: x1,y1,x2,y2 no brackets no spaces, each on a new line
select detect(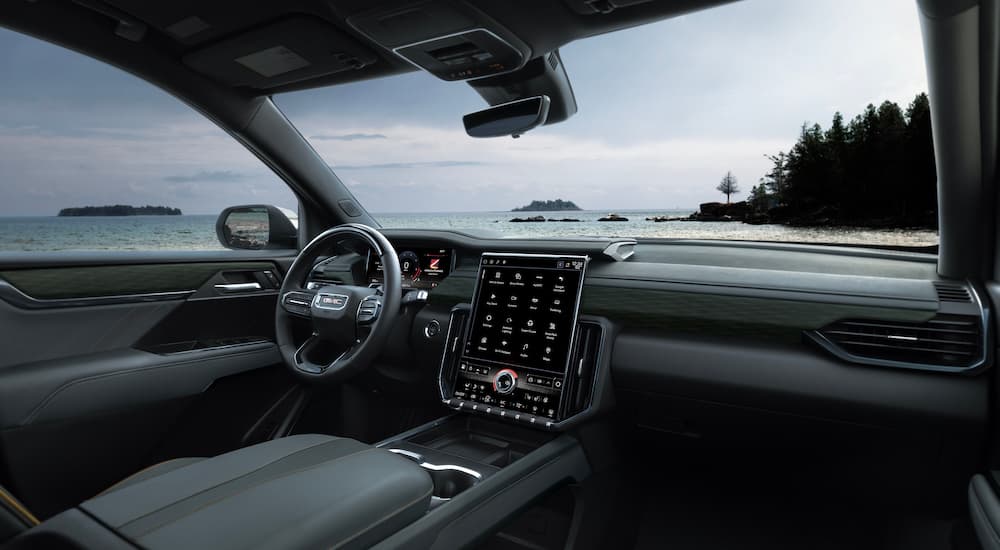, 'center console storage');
373,413,591,549
3,435,435,550
381,415,556,505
